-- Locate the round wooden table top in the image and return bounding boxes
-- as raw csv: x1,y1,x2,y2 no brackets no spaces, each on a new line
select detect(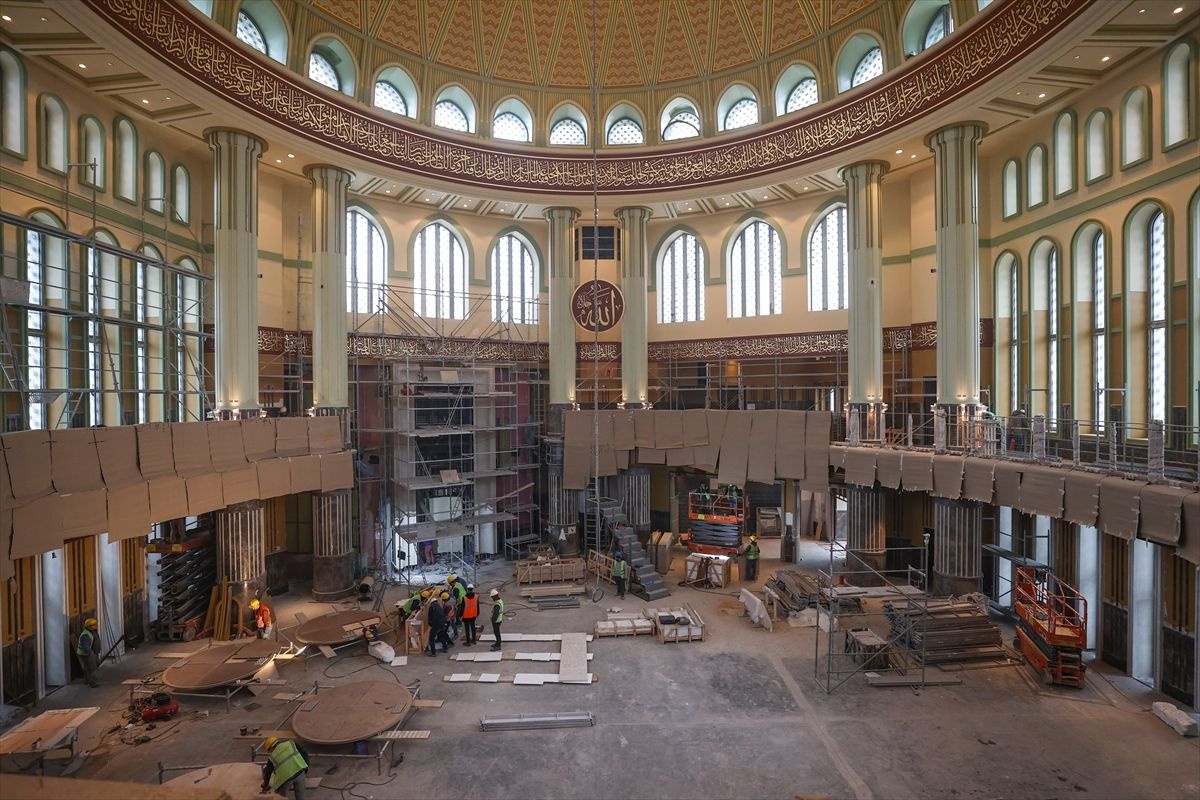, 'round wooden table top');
294,609,381,645
161,639,277,691
291,680,413,745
